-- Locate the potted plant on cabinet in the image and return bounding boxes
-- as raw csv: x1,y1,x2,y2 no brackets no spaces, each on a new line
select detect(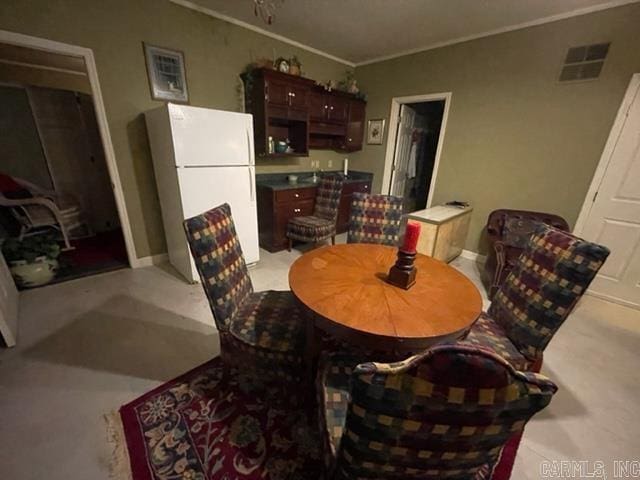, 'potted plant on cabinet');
1,233,61,288
289,56,302,76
